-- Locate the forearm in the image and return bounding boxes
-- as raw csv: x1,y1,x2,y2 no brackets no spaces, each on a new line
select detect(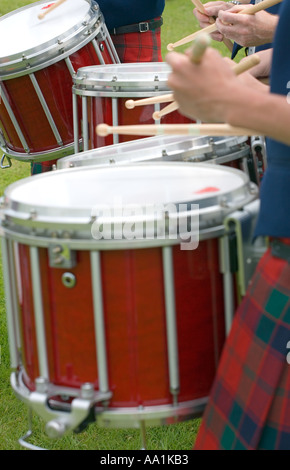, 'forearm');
225,87,290,145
